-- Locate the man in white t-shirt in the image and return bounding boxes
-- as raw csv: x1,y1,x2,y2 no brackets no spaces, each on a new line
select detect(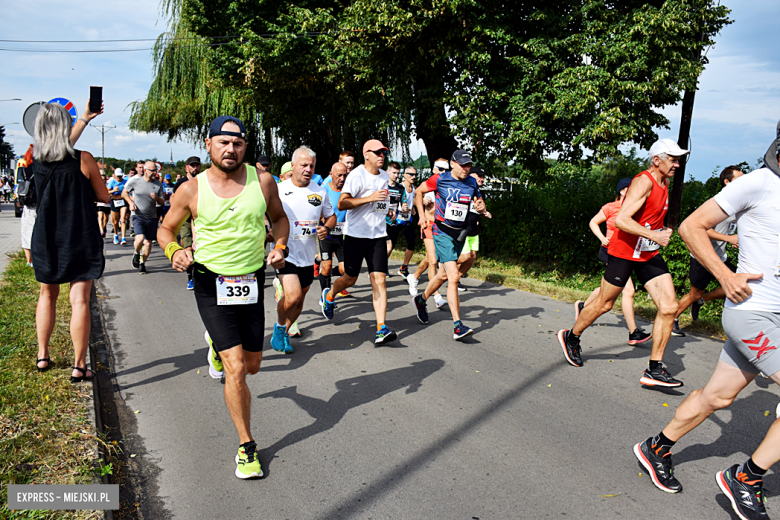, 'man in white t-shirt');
320,139,399,345
673,165,742,332
633,140,780,520
273,146,336,354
